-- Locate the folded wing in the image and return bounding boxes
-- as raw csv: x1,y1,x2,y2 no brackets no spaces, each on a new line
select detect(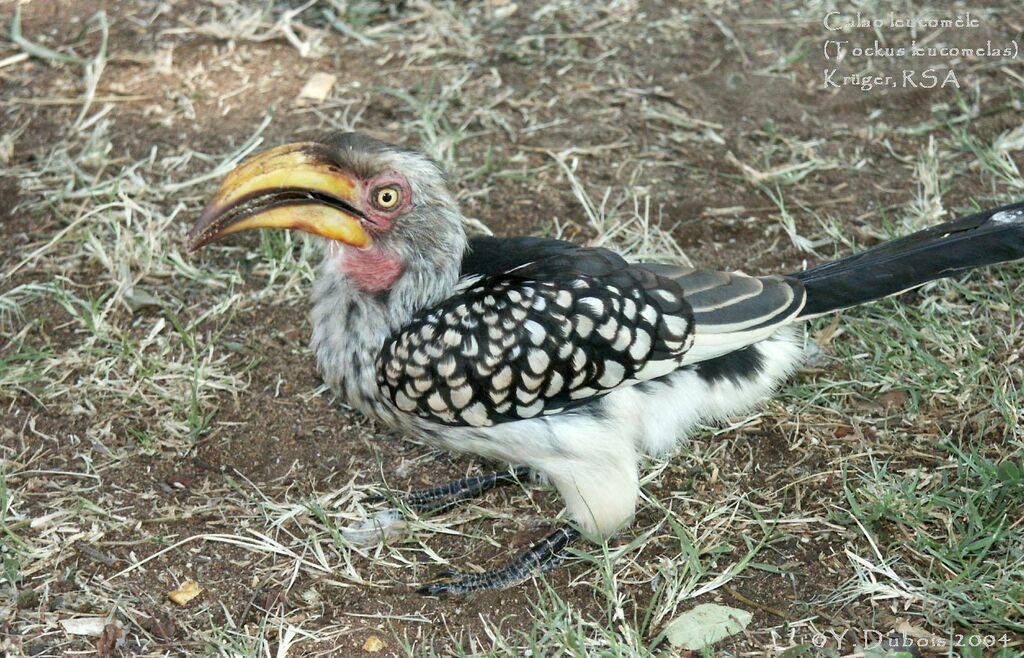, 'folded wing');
376,239,805,427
